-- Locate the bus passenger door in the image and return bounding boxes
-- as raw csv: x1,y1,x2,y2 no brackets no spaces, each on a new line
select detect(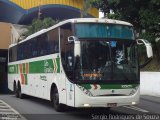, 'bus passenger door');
60,23,75,107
